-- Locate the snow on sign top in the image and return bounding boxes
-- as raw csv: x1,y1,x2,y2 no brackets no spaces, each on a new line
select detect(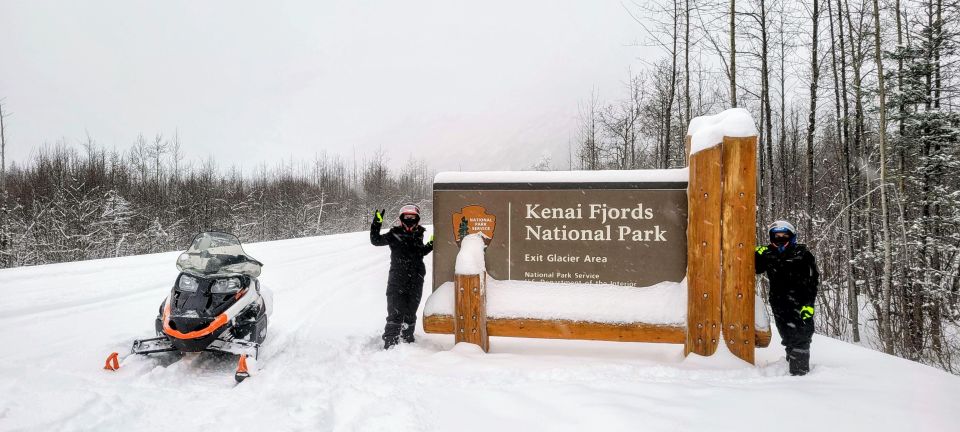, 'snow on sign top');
434,168,688,184
686,108,758,155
